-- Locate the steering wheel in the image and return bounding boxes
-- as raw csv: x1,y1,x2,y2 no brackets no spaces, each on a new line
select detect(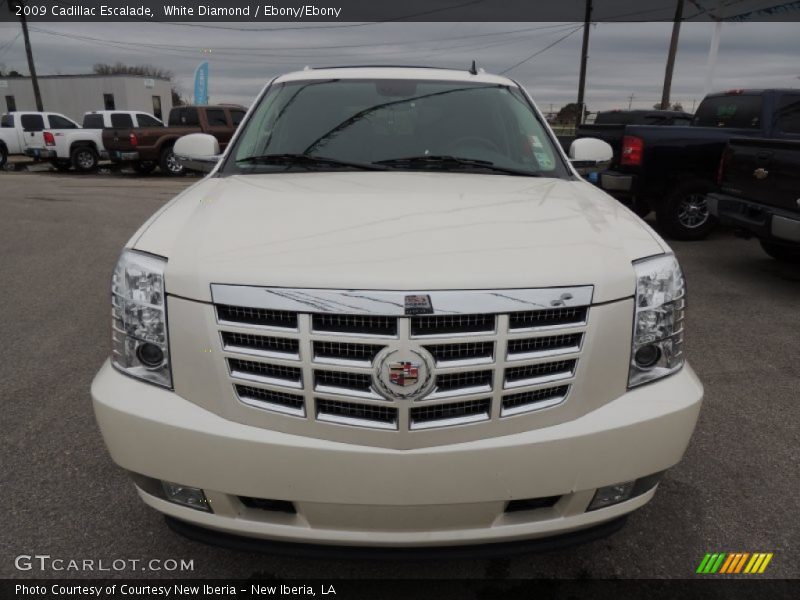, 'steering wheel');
445,136,501,154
